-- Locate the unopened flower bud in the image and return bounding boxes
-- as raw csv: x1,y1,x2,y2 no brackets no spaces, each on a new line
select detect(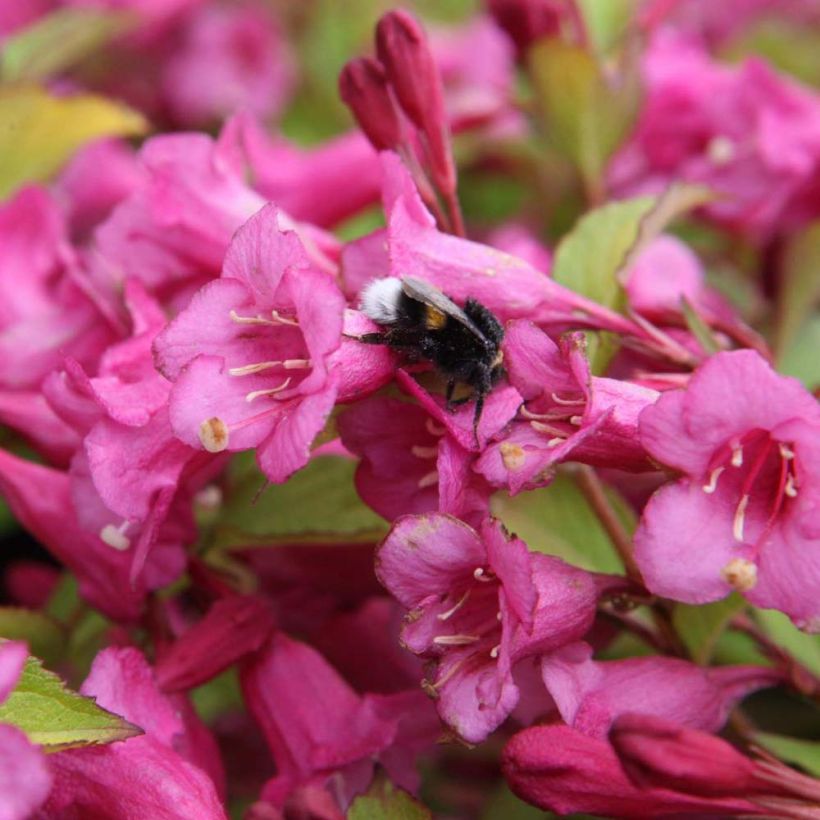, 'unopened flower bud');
376,9,456,195
487,0,562,54
339,57,402,151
